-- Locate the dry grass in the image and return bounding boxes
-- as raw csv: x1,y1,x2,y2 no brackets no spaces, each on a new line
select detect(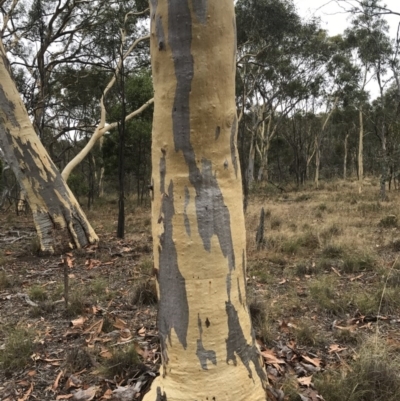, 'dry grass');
247,178,400,400
315,338,400,401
